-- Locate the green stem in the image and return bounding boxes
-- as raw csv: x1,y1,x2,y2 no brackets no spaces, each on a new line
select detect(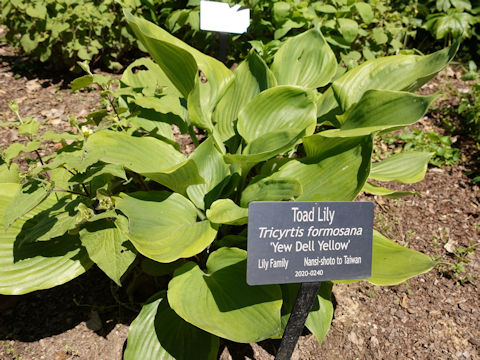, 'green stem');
107,95,124,131
188,125,200,147
13,111,23,124
196,208,206,221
